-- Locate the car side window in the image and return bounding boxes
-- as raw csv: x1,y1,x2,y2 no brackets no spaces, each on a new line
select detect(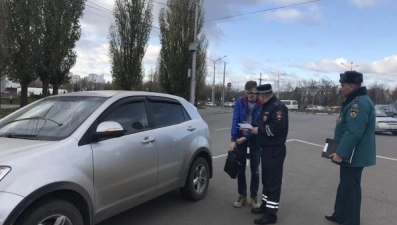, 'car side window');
150,101,188,127
103,101,148,135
